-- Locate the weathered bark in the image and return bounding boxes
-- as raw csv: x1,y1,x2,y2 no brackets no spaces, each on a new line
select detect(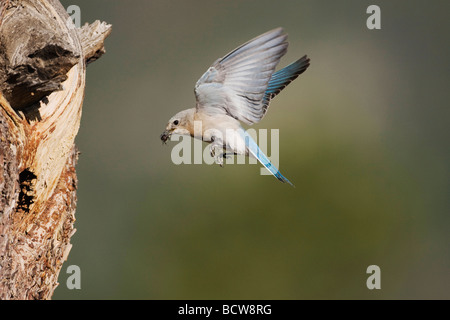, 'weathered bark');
0,0,111,299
